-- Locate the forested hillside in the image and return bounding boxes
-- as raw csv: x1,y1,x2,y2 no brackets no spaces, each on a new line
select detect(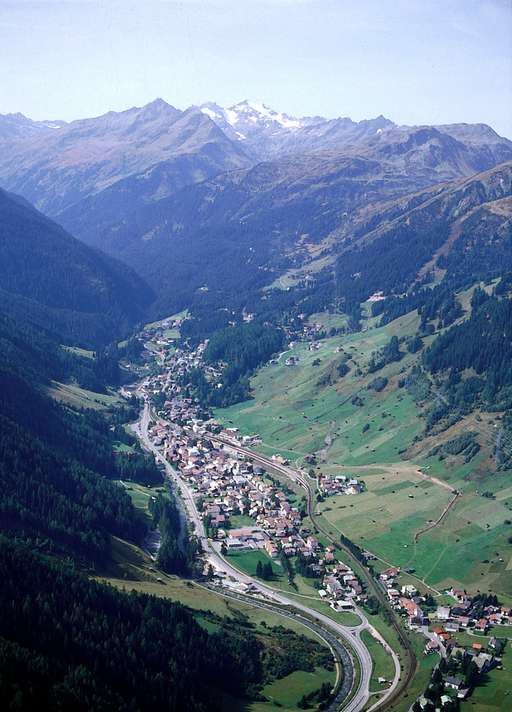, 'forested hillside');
0,300,295,711
0,188,153,347
0,539,262,712
0,308,154,562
